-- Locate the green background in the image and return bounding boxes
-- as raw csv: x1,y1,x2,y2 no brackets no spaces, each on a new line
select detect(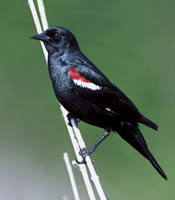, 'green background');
0,0,174,199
